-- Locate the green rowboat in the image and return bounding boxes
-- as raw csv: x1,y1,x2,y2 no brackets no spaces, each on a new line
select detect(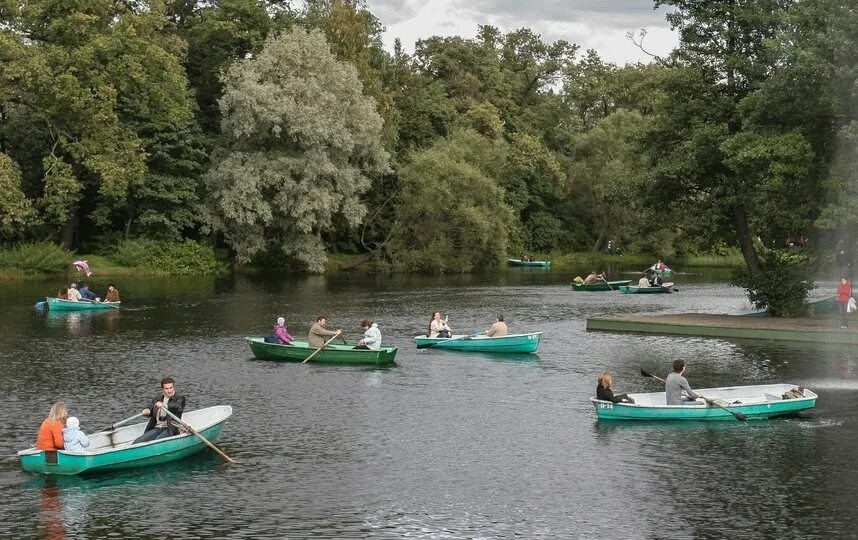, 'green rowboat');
619,283,673,294
46,297,120,311
507,258,551,268
571,280,631,291
245,337,397,366
414,332,542,353
592,384,816,421
18,406,232,475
